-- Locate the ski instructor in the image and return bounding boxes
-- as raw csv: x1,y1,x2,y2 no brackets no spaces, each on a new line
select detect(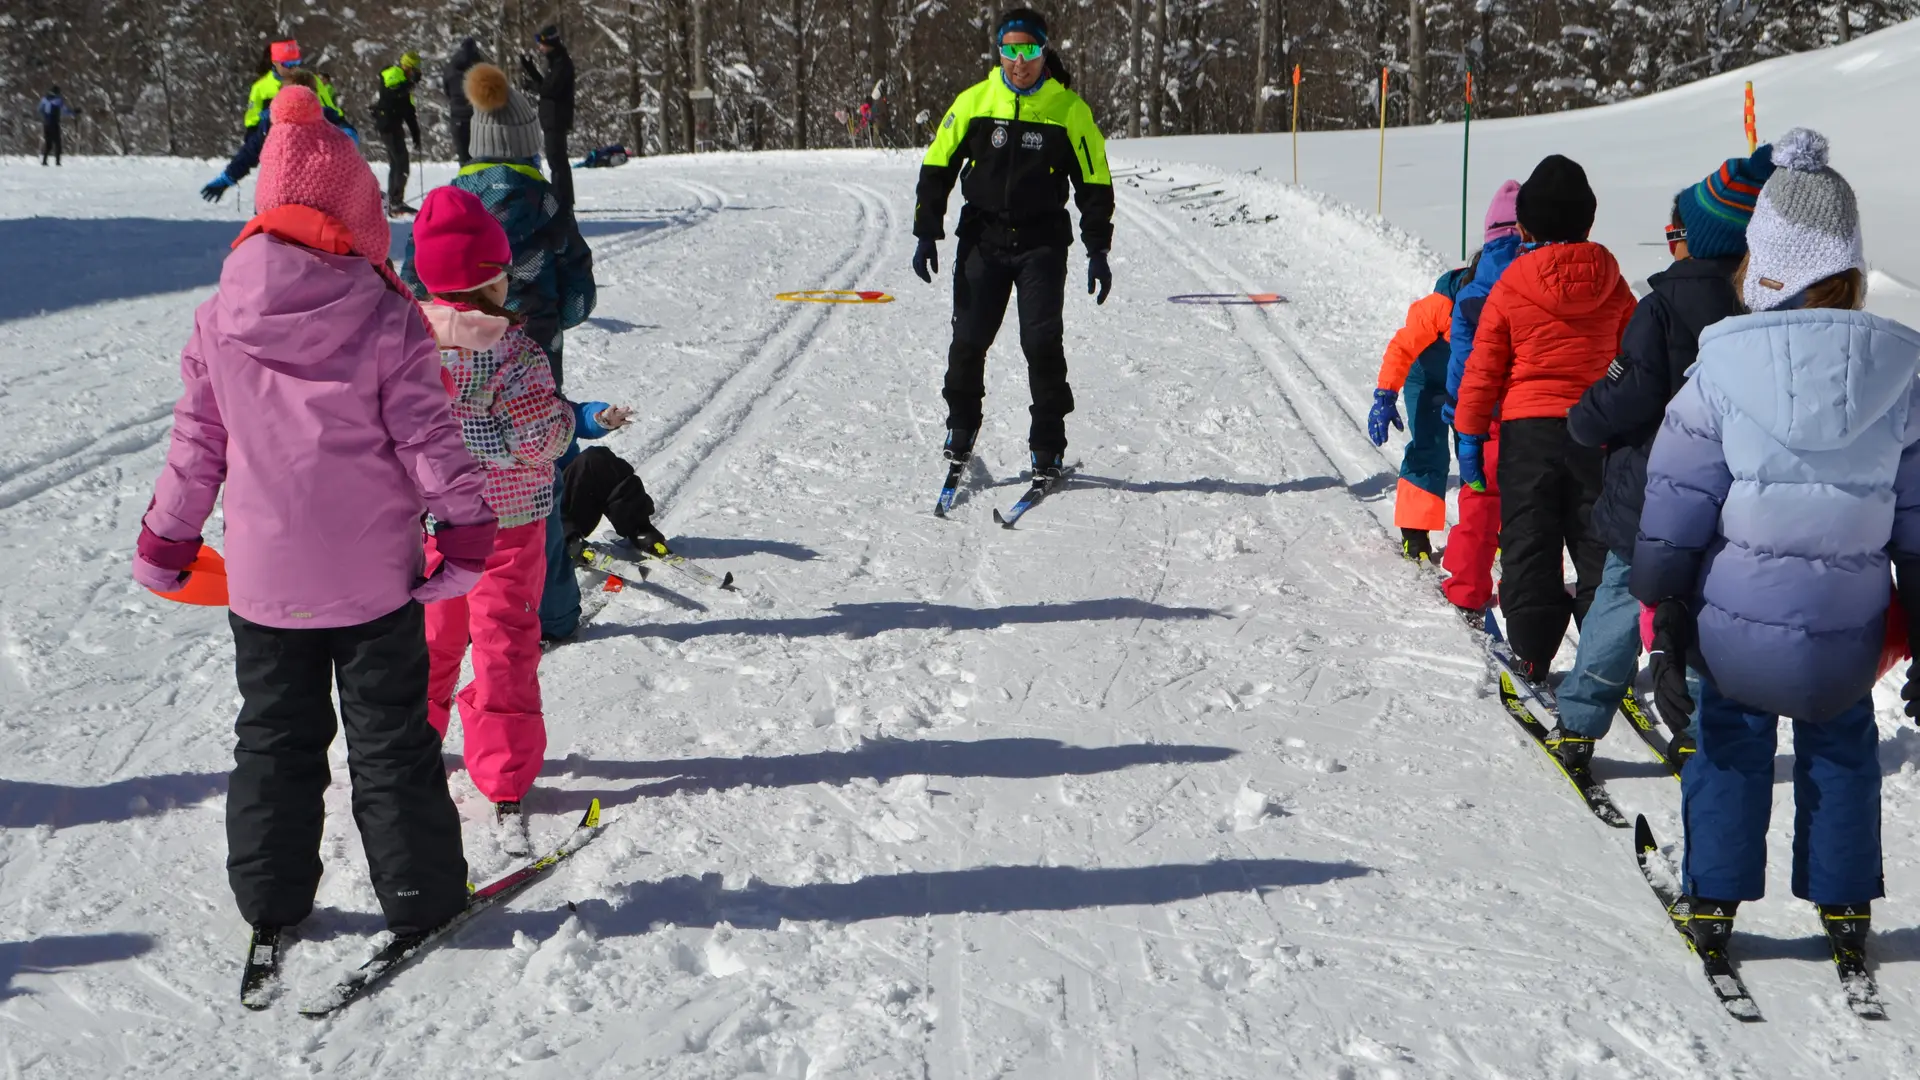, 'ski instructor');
912,6,1113,482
